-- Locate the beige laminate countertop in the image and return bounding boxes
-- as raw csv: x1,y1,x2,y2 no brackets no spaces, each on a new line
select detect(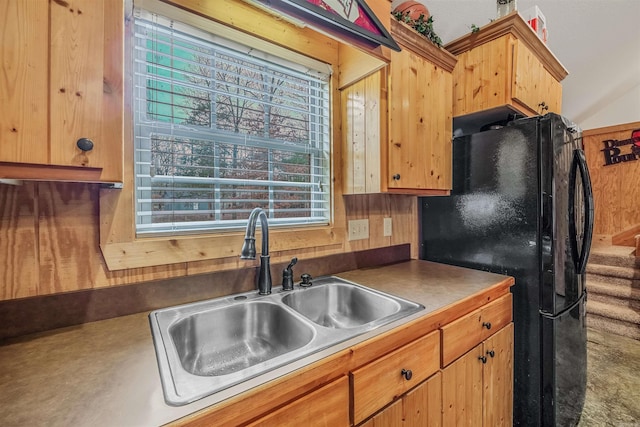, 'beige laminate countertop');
0,260,513,427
